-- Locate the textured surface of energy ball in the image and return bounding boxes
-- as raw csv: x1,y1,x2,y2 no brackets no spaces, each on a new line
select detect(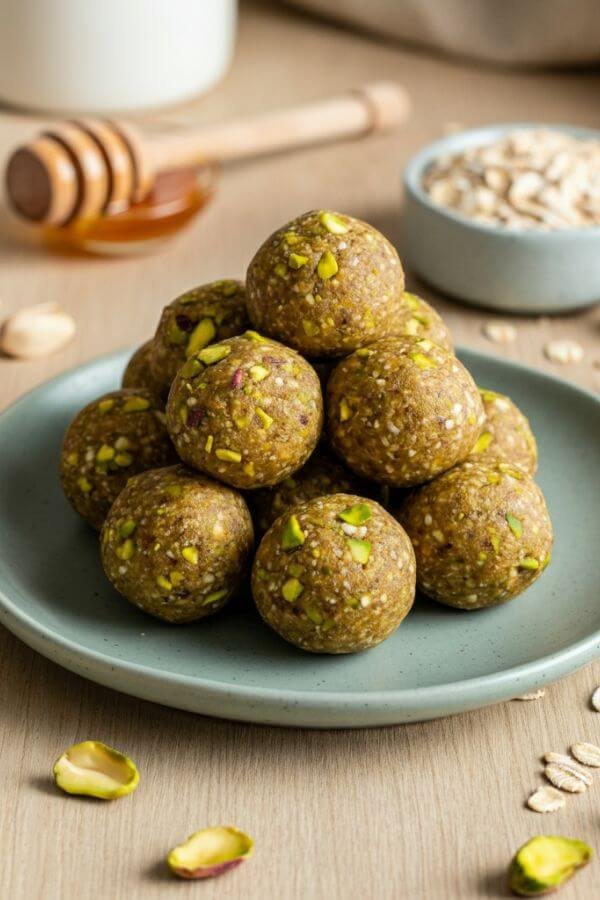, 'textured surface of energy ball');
60,388,175,530
166,333,323,489
121,339,164,400
388,291,454,351
246,210,405,357
252,493,415,653
469,388,538,474
150,280,249,397
250,448,362,535
398,459,553,610
327,336,484,487
101,465,254,623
